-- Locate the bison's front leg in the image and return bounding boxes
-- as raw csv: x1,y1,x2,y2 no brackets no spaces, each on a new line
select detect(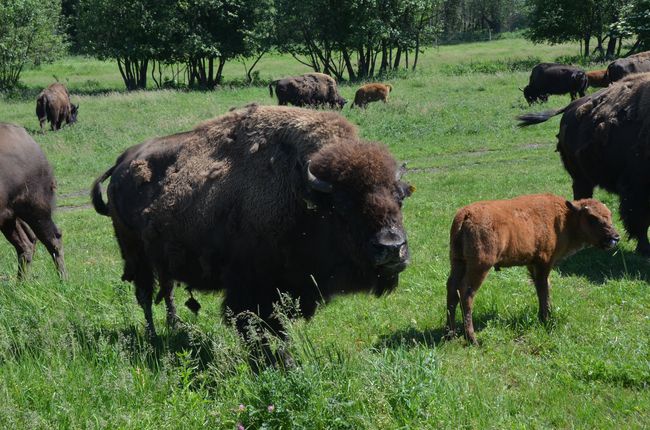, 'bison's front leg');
530,264,552,322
